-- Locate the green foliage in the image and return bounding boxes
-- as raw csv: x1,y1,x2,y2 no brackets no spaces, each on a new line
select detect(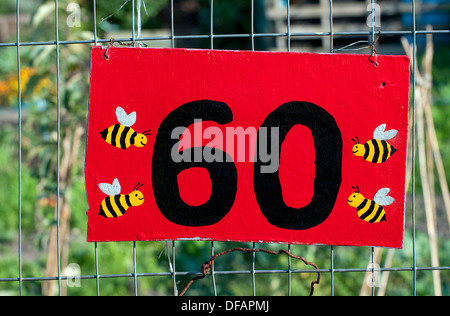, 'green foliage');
0,0,40,15
95,0,169,33
197,0,267,50
0,127,38,240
